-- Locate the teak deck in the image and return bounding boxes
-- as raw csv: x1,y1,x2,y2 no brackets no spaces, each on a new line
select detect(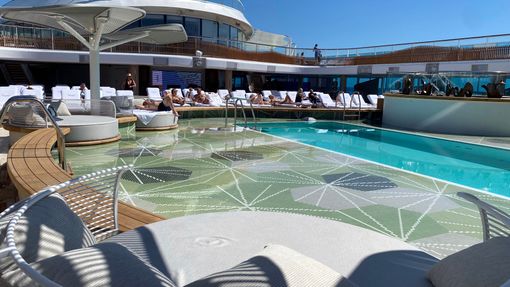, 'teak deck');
7,128,165,232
